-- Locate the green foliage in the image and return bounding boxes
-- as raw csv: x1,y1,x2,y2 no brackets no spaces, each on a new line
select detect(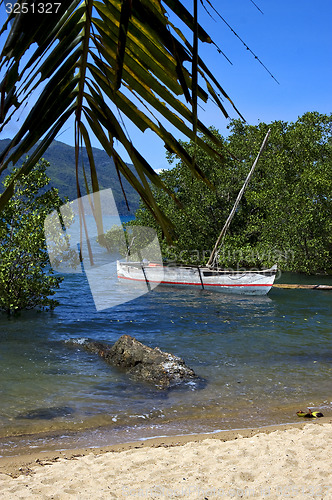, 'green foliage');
225,112,332,273
131,128,246,263
98,225,128,255
0,139,140,215
0,1,241,238
133,112,332,274
0,159,67,314
101,223,162,263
